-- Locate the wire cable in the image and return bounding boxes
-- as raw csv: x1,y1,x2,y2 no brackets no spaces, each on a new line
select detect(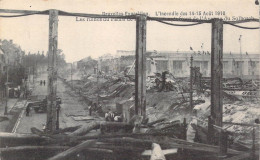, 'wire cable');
152,19,203,27
0,10,48,18
226,19,259,24
224,21,259,30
